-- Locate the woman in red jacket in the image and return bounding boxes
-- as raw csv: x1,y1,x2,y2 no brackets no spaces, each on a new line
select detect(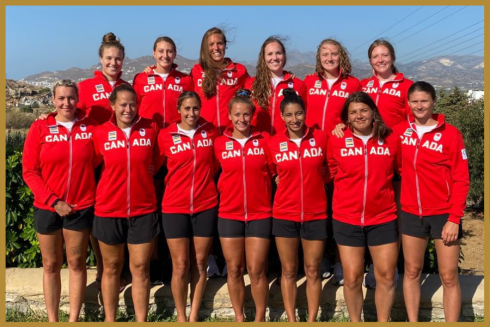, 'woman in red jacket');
267,88,328,322
245,36,307,135
190,27,249,134
156,91,218,322
77,32,129,124
214,89,273,322
394,81,469,322
23,80,98,322
92,84,160,322
327,92,399,322
133,36,194,128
